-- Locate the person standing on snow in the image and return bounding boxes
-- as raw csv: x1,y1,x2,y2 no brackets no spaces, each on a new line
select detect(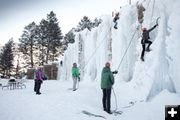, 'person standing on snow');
101,62,117,114
34,68,38,92
34,67,44,95
140,23,158,61
71,63,80,91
